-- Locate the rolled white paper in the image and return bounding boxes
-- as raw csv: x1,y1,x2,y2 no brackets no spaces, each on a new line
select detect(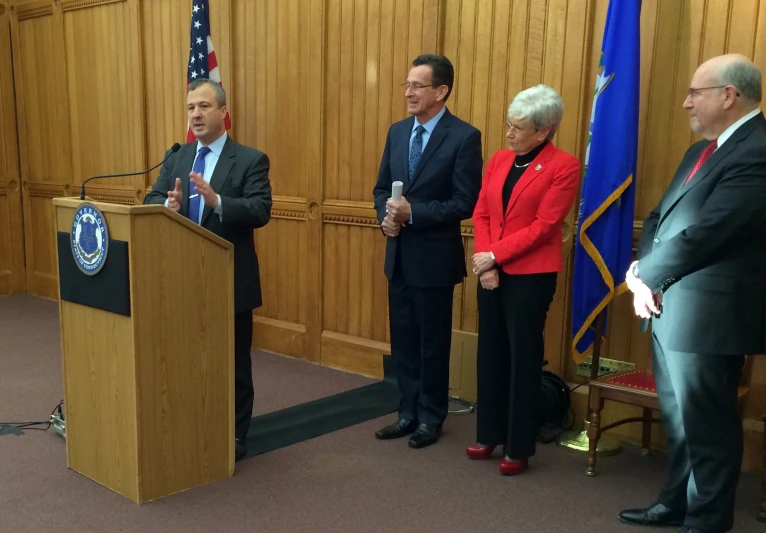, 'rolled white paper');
391,181,403,201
